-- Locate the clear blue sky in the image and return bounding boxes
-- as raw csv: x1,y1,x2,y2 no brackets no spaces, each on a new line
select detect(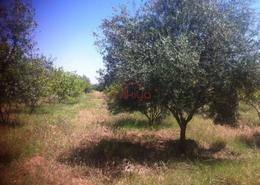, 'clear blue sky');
32,0,260,84
32,0,144,84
